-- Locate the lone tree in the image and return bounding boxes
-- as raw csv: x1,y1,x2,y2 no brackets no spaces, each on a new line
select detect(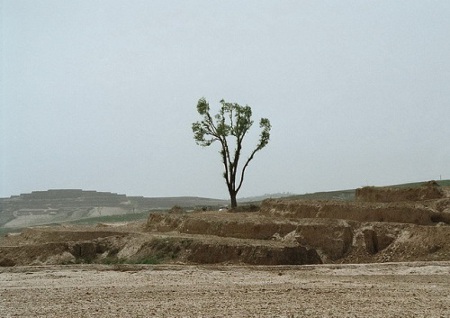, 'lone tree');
192,98,271,209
